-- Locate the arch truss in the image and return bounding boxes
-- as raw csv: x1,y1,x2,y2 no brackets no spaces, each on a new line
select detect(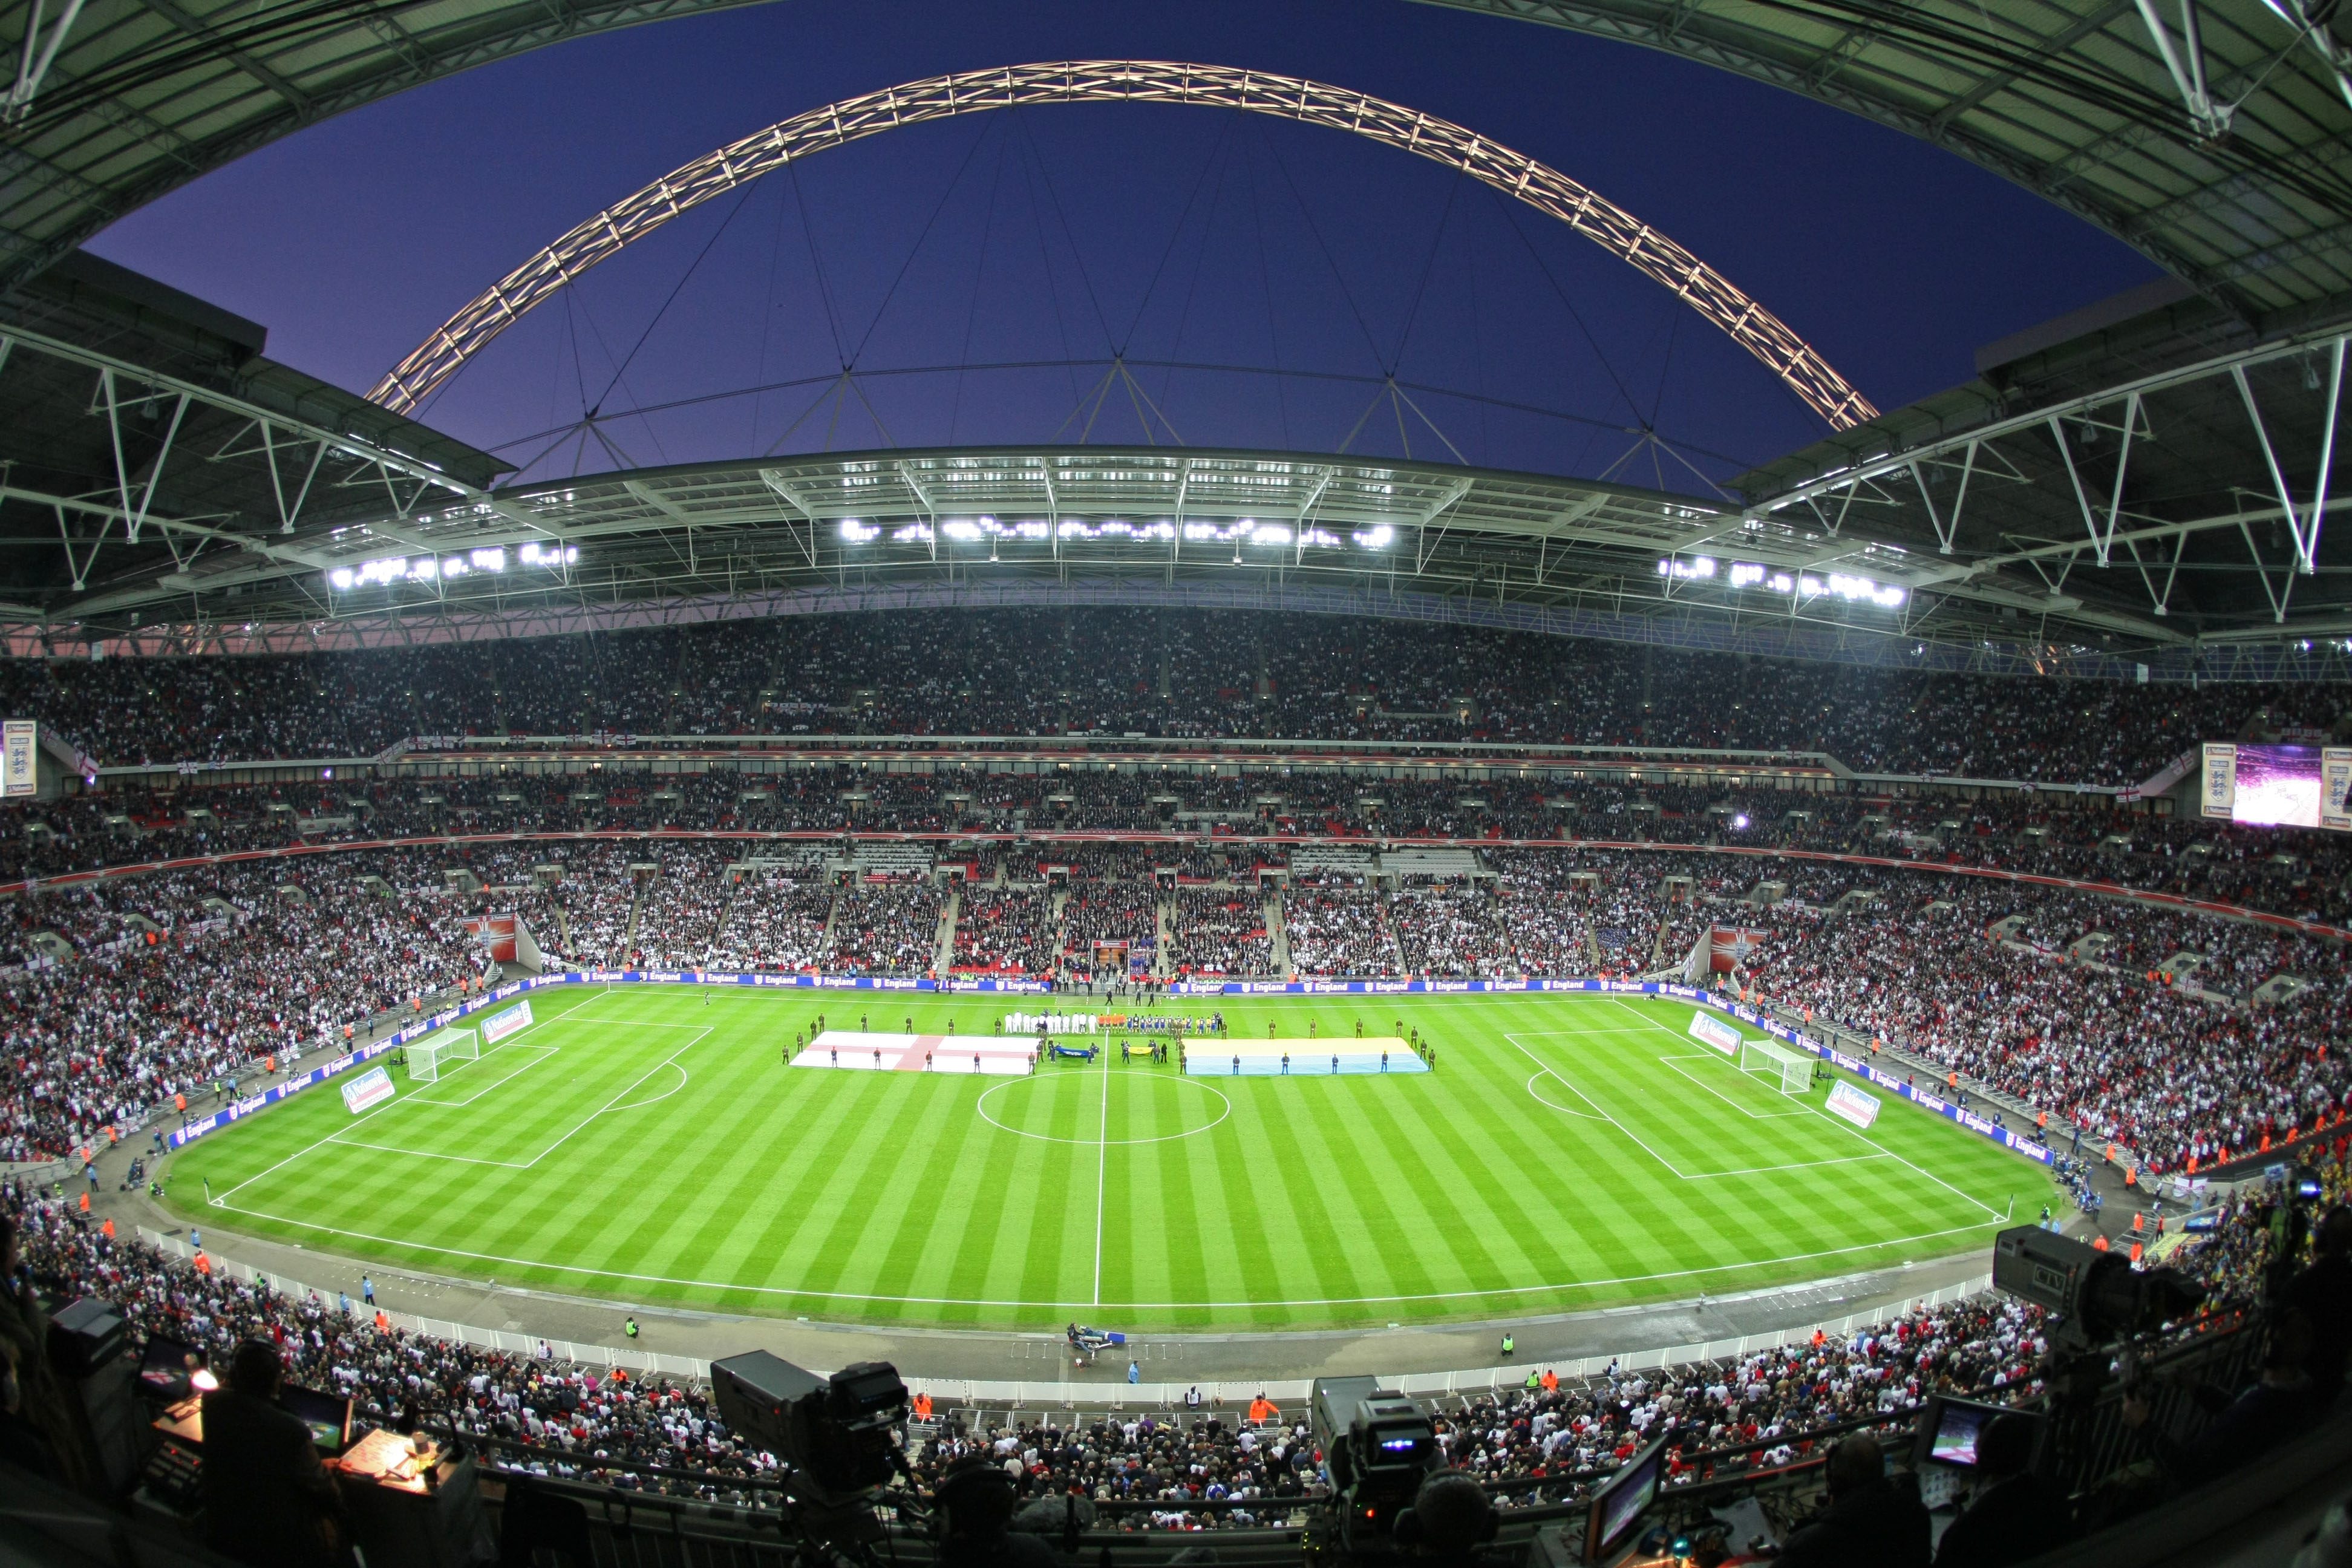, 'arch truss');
368,59,1878,431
